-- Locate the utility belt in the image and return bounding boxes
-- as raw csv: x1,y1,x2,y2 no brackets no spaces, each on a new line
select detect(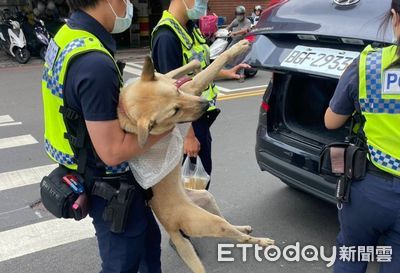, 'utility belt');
91,173,152,233
196,107,220,127
367,162,397,181
41,165,152,233
319,142,367,209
